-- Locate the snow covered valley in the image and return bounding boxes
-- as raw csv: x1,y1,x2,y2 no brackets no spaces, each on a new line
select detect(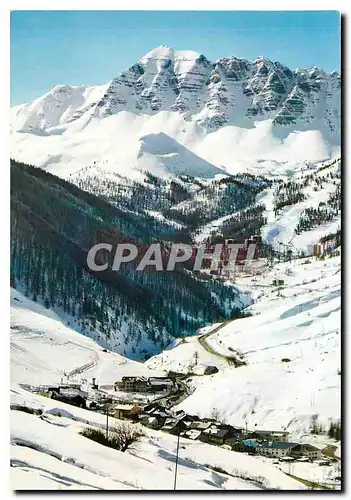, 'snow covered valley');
10,251,341,490
9,43,341,491
10,290,305,491
147,254,341,439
